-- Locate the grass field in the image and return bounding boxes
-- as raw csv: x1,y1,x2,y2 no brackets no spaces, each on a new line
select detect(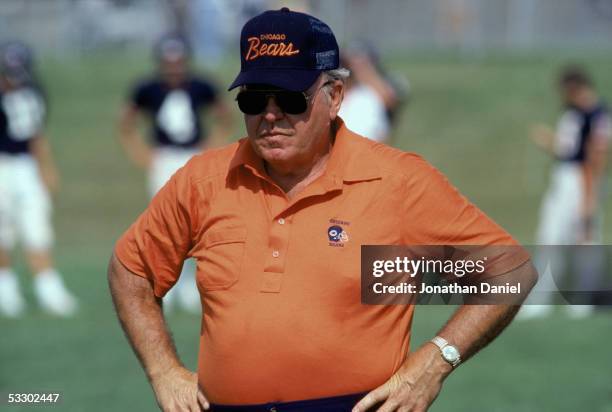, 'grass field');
1,50,612,411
